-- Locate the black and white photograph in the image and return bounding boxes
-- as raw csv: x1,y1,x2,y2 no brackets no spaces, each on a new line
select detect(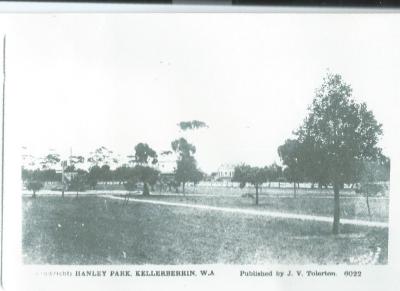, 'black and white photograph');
1,10,400,291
